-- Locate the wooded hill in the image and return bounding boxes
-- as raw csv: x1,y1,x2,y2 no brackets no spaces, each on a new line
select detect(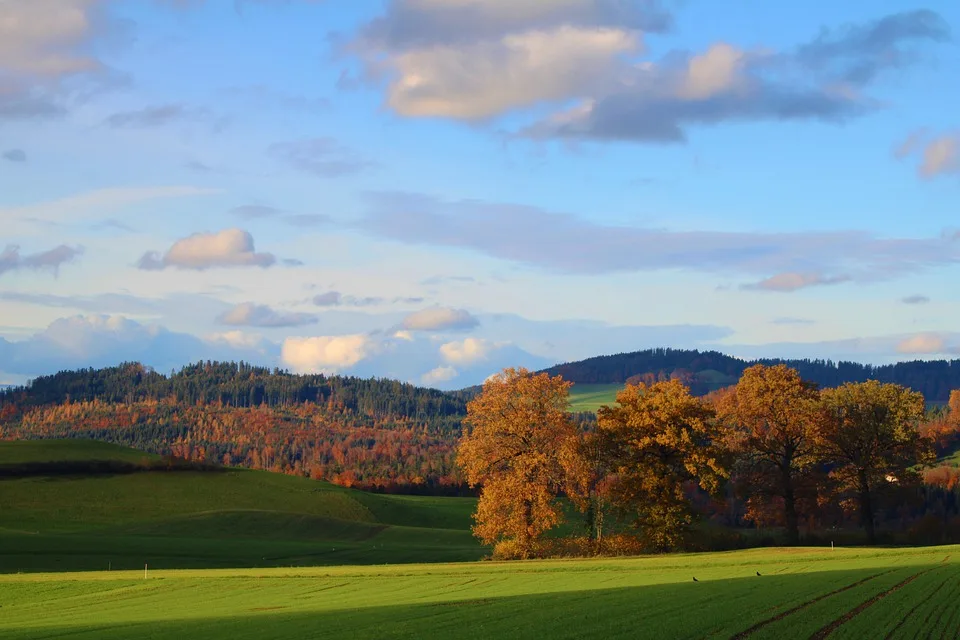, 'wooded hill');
3,351,960,495
541,348,960,401
0,362,472,494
